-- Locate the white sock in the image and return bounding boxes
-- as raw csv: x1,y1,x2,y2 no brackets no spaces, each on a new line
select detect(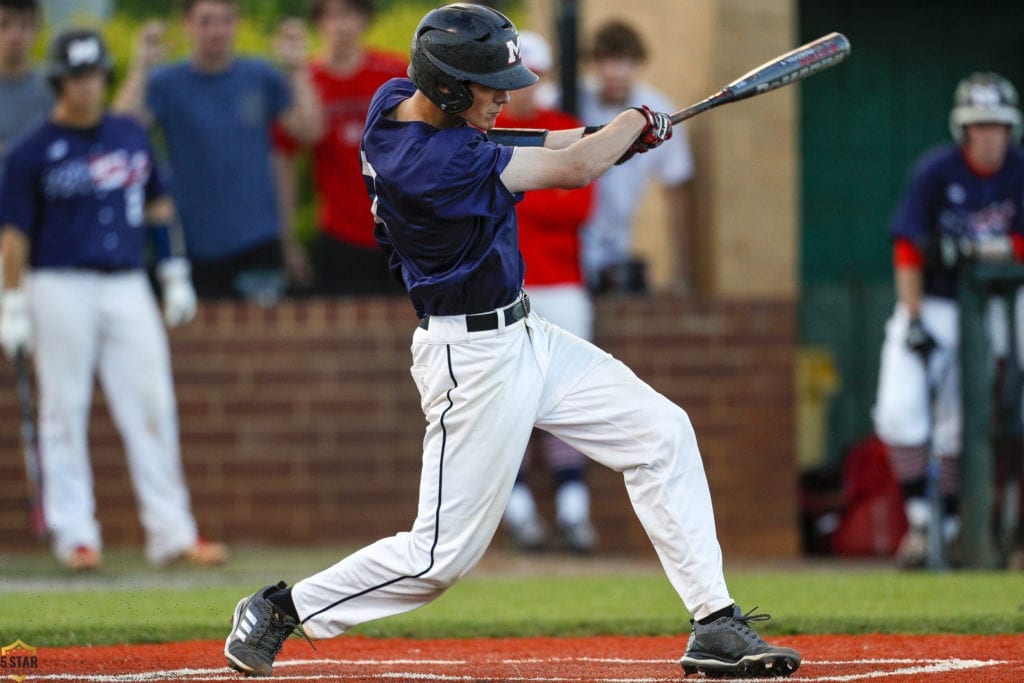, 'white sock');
905,497,930,529
504,482,539,527
555,480,590,527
